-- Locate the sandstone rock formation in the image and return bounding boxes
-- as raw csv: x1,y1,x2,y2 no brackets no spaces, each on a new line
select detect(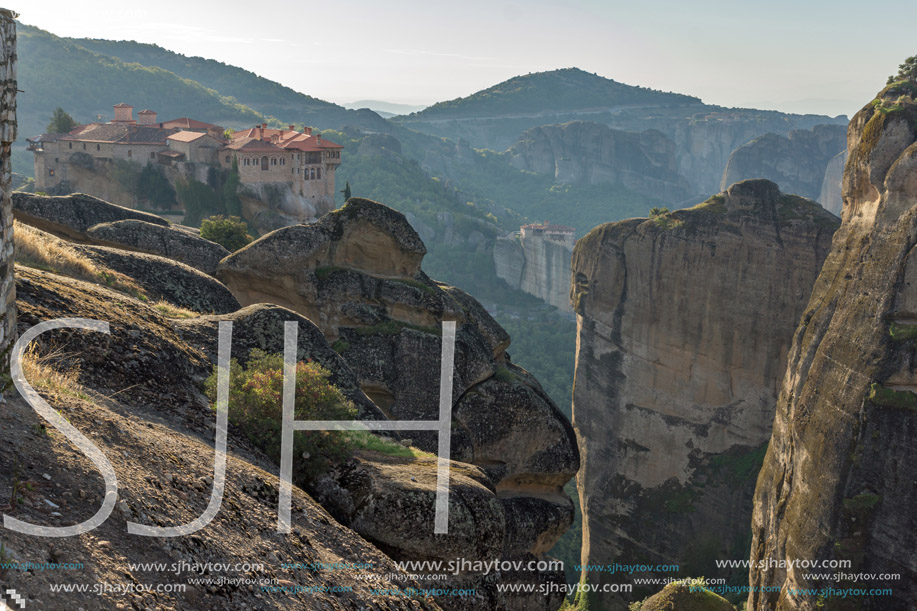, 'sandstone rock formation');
508,121,692,203
749,81,917,610
174,303,383,419
720,124,847,201
12,192,230,274
85,218,230,274
635,580,734,611
817,149,846,215
75,243,240,314
494,231,573,313
570,179,839,608
239,181,337,235
12,191,168,240
218,198,580,610
8,267,441,610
